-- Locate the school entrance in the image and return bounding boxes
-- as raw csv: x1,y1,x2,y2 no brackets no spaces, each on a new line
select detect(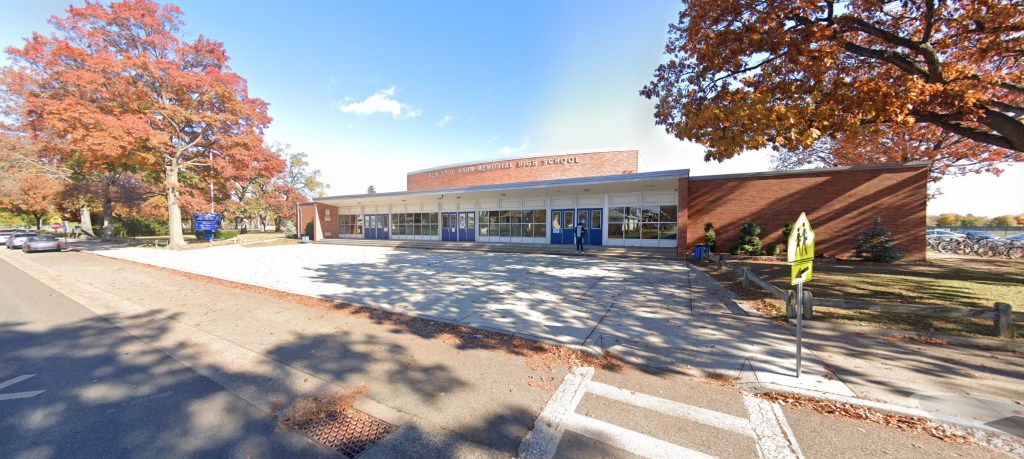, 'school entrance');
441,211,475,242
550,208,602,246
